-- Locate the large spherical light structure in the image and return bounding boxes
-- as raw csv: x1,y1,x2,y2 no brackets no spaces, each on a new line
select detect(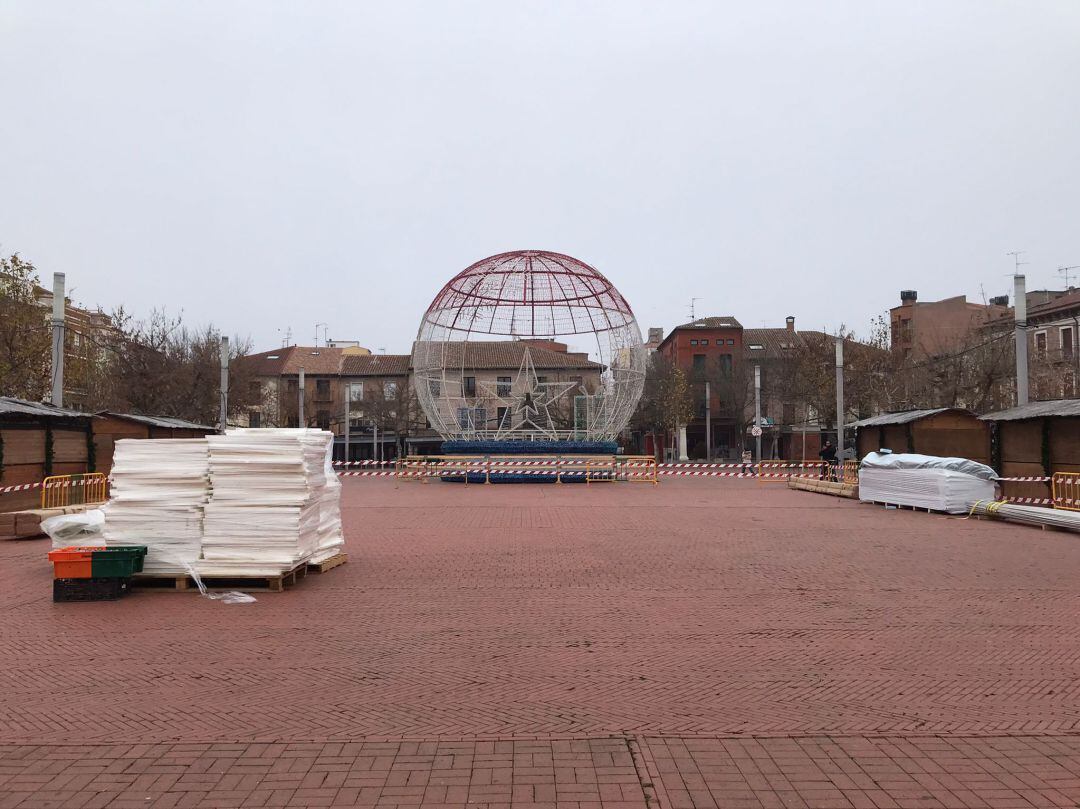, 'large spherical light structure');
413,250,646,443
